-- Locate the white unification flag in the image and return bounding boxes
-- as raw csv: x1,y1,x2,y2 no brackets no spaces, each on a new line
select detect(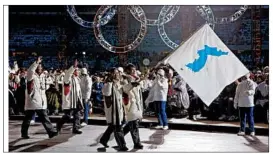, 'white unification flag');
166,24,249,106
